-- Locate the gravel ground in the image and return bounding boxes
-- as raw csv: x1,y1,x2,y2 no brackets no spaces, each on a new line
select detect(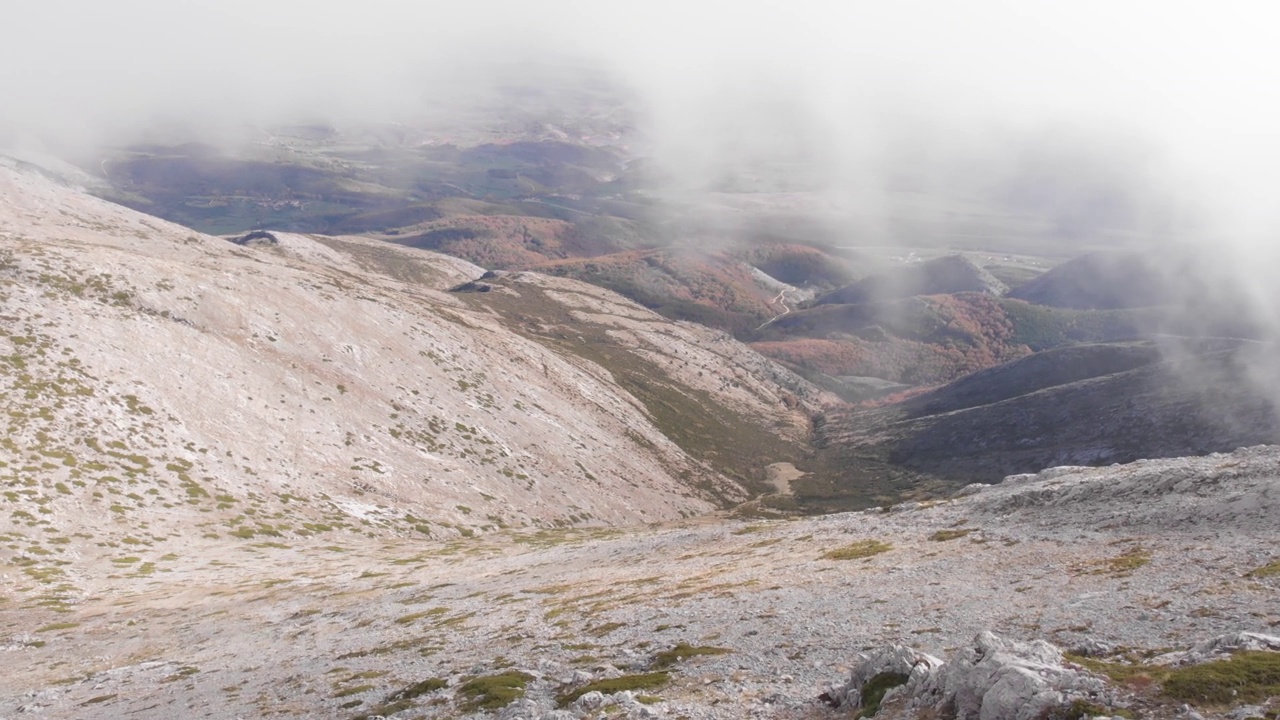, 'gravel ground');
4,447,1278,719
